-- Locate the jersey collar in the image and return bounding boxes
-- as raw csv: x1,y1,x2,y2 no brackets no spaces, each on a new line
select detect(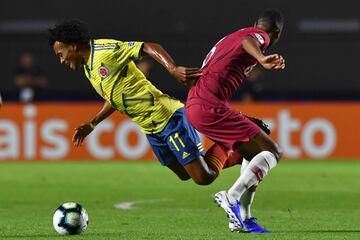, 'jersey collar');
88,39,95,71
